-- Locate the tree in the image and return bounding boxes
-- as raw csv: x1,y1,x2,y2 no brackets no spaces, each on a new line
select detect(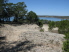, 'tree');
5,3,14,22
13,2,27,22
0,1,27,23
27,11,39,23
0,0,8,13
0,0,8,22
